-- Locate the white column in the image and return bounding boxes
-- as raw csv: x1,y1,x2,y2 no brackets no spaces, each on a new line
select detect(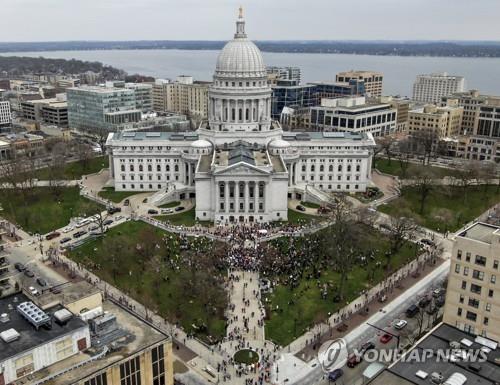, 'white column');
215,182,220,215
254,182,258,213
225,182,229,213
264,182,269,214
244,182,249,213
235,181,239,214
